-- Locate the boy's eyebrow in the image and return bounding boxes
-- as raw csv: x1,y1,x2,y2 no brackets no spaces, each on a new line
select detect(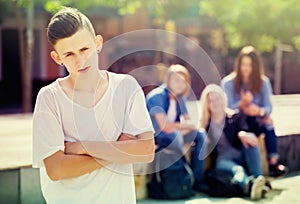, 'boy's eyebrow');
62,44,91,56
62,51,74,56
